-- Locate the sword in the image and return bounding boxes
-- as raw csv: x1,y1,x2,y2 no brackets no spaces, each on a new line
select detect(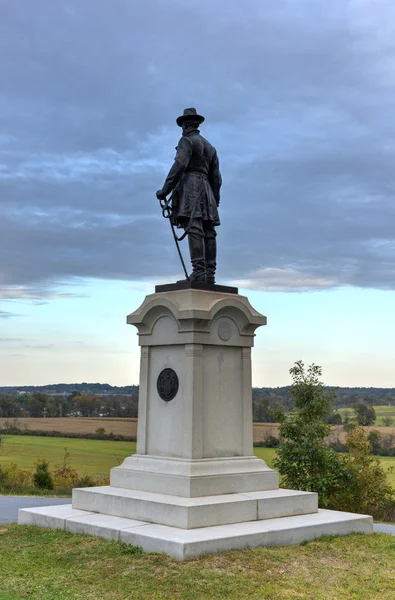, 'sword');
159,196,190,281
